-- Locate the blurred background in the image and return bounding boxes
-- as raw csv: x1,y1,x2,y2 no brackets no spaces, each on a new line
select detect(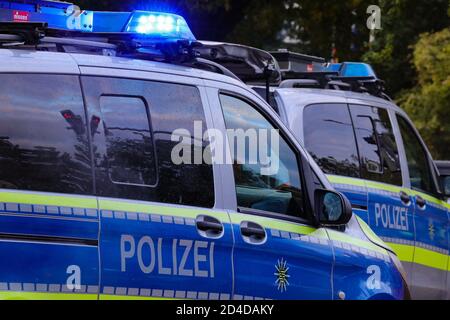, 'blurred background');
73,0,450,160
